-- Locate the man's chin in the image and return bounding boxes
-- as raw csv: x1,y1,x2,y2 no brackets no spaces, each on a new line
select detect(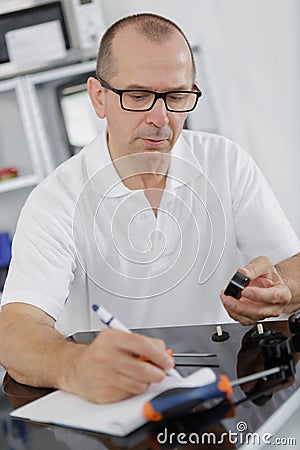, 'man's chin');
133,149,171,164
